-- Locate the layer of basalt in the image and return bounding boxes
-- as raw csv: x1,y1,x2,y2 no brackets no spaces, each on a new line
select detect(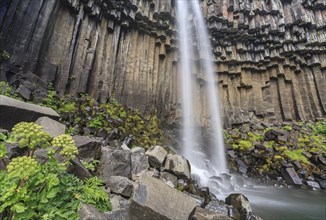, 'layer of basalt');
202,0,326,126
0,0,325,127
0,0,178,118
